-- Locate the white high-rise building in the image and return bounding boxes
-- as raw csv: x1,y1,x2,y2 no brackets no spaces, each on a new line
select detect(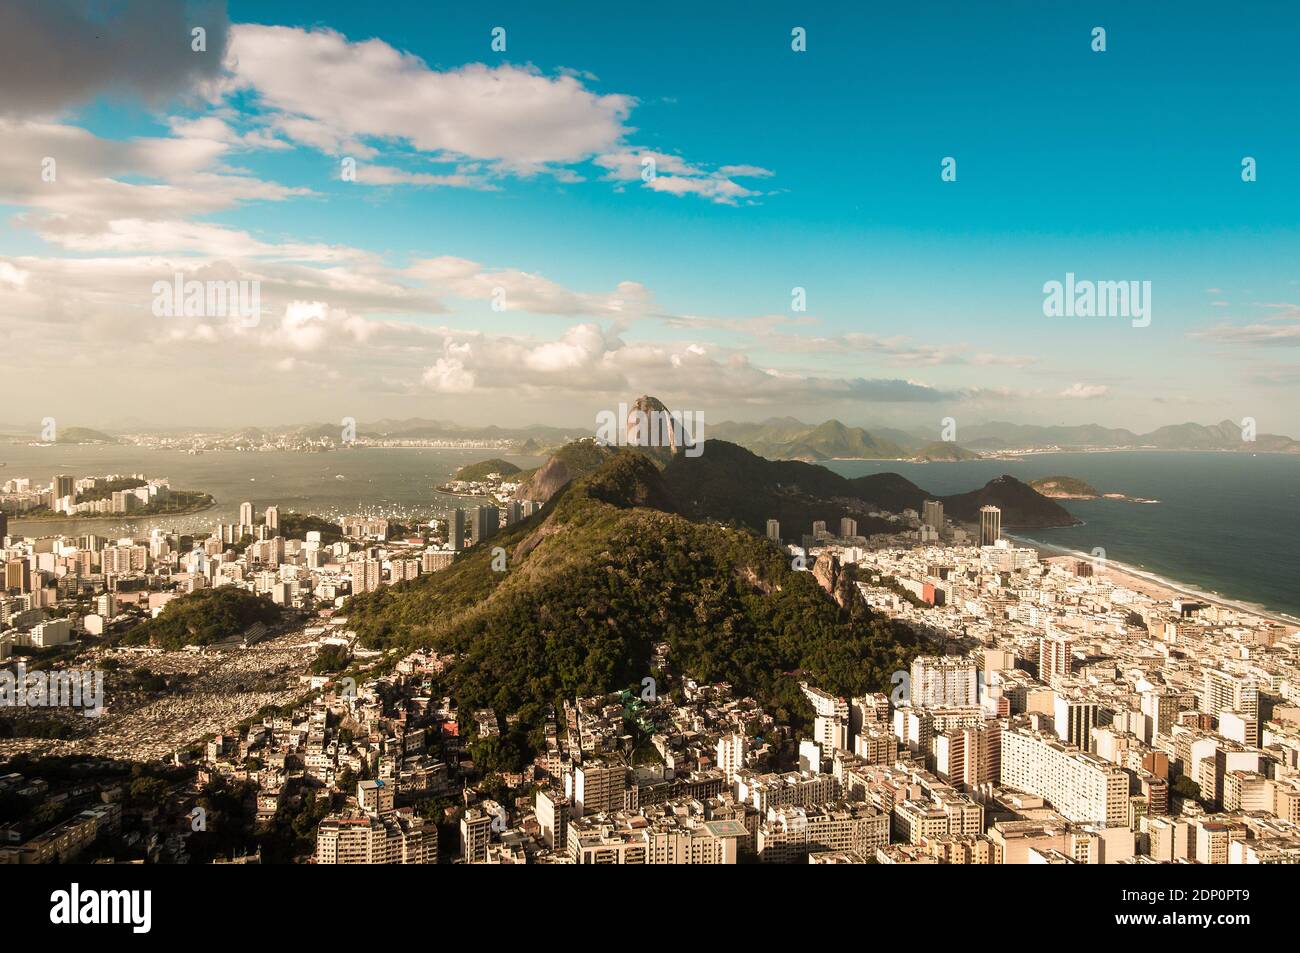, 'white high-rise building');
1000,728,1129,826
1201,669,1260,746
717,732,746,784
909,656,978,708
